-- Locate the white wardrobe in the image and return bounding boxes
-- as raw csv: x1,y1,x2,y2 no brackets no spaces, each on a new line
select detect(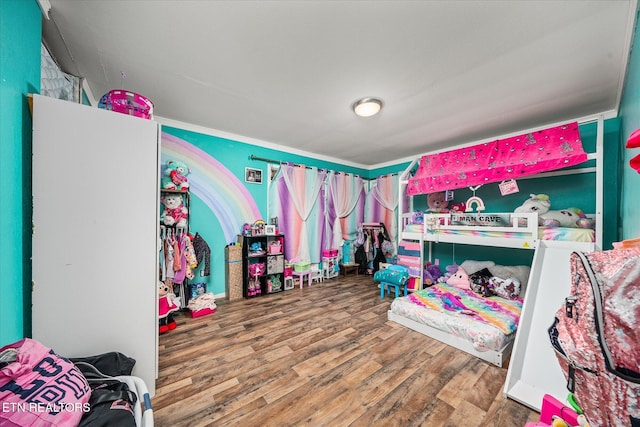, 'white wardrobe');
31,94,159,395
